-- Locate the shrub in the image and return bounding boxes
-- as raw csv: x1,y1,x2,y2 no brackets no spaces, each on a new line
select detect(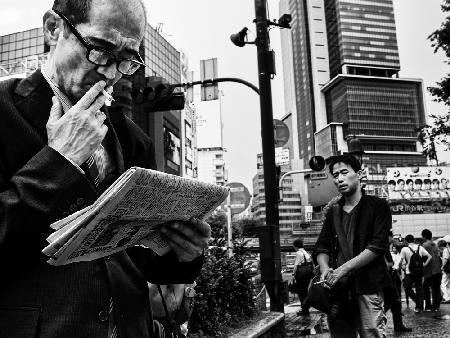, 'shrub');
187,211,257,336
